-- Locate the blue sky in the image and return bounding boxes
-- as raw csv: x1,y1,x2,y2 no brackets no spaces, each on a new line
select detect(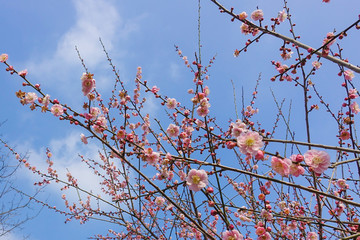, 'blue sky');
1,0,360,239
